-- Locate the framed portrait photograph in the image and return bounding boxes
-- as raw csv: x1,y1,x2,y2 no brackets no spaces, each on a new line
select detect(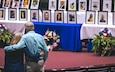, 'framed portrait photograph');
19,8,28,21
103,0,112,12
85,11,96,24
113,12,115,25
55,10,64,23
67,11,77,24
89,0,100,11
12,0,20,8
58,0,66,10
0,8,5,20
68,0,76,10
98,11,108,25
42,10,51,22
49,0,57,10
78,0,87,11
21,0,30,8
8,8,17,20
2,0,11,8
30,0,39,9
30,9,39,22
0,0,3,8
